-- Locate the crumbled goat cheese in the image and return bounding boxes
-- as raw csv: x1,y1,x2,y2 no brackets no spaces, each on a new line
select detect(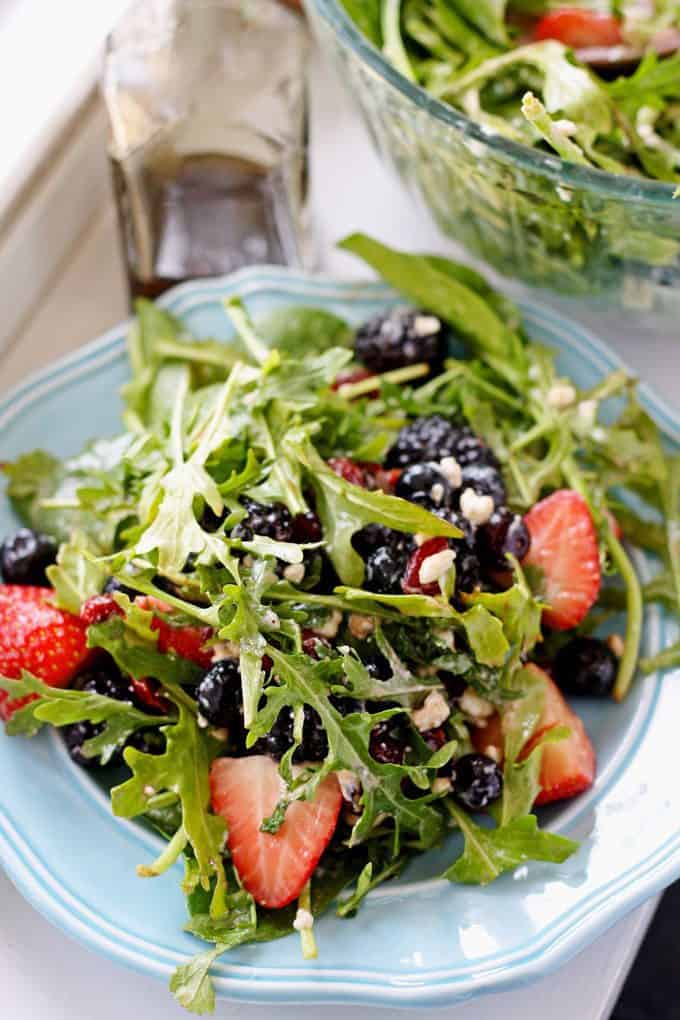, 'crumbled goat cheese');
283,562,306,584
430,482,445,505
412,314,440,337
414,532,428,547
419,548,456,586
577,399,598,429
313,609,343,639
261,609,280,629
460,488,494,527
438,629,455,650
211,640,240,662
197,714,209,729
412,690,451,732
348,613,374,639
547,382,577,410
484,745,502,763
438,456,462,488
607,633,625,658
556,185,573,203
293,908,314,932
143,785,156,797
460,688,495,724
553,118,577,137
592,426,607,444
432,777,453,795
